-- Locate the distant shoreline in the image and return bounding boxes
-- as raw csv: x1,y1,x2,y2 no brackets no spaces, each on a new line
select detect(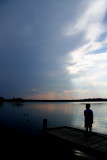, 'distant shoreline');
1,98,107,102
24,98,107,102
